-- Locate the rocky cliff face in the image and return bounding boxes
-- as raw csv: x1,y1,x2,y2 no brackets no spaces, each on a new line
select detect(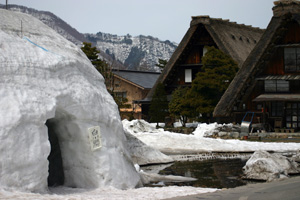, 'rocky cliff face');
2,4,177,71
